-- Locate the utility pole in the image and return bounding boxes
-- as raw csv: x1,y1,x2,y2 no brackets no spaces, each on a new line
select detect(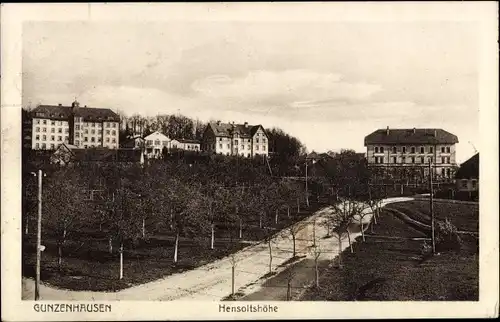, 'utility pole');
35,169,43,300
429,161,436,255
305,161,309,207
